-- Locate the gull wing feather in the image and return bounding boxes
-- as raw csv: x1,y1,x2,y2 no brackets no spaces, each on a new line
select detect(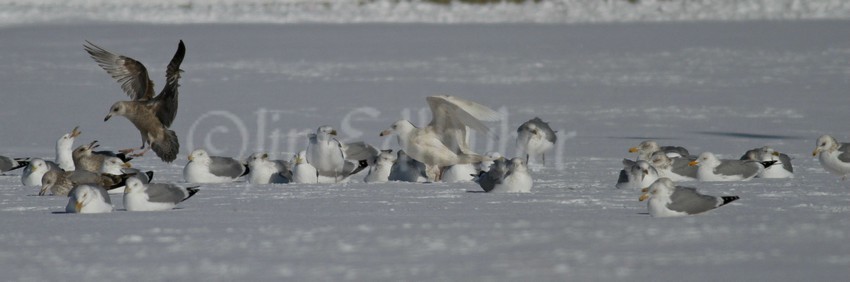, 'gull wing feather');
84,40,154,101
